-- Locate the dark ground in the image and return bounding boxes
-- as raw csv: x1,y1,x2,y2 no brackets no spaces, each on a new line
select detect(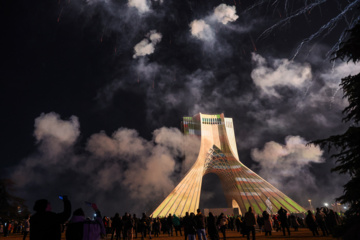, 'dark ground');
0,228,336,239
